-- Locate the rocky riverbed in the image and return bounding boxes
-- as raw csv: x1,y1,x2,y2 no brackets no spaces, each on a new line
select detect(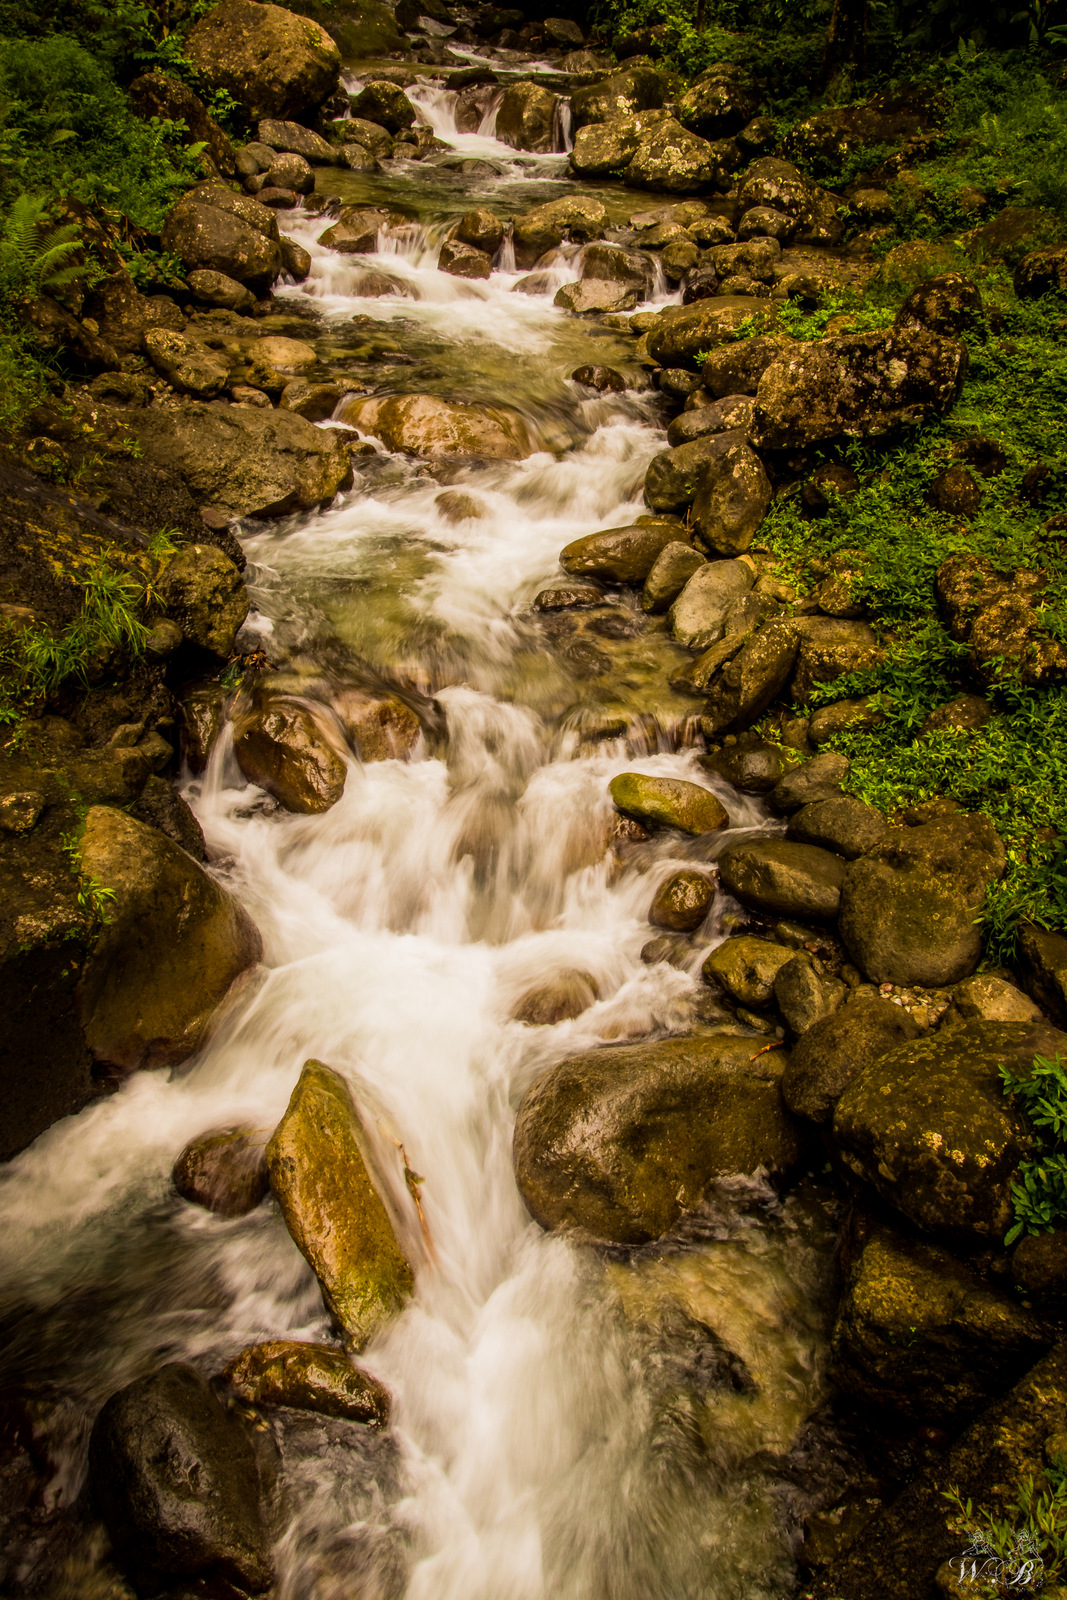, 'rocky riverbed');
1,3,1067,1598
